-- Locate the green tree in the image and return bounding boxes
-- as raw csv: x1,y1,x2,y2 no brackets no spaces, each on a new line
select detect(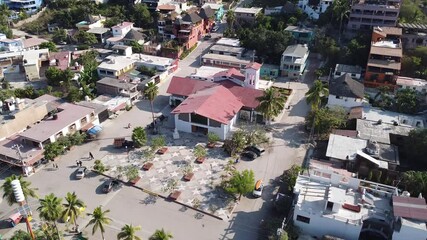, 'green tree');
131,3,152,28
1,175,38,205
405,128,427,166
305,80,329,110
75,31,98,45
149,228,173,240
52,29,68,44
306,107,348,139
225,169,255,200
226,10,236,29
132,127,147,148
67,86,83,102
256,87,286,124
395,88,419,114
332,0,350,43
37,193,63,239
117,224,142,240
61,192,86,231
224,130,247,156
86,206,111,240
282,165,302,192
130,40,144,53
402,171,427,198
39,41,58,52
45,67,63,86
143,82,159,127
